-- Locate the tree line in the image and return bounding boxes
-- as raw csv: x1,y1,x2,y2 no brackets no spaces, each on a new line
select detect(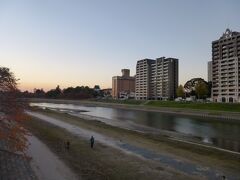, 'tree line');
21,85,103,99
